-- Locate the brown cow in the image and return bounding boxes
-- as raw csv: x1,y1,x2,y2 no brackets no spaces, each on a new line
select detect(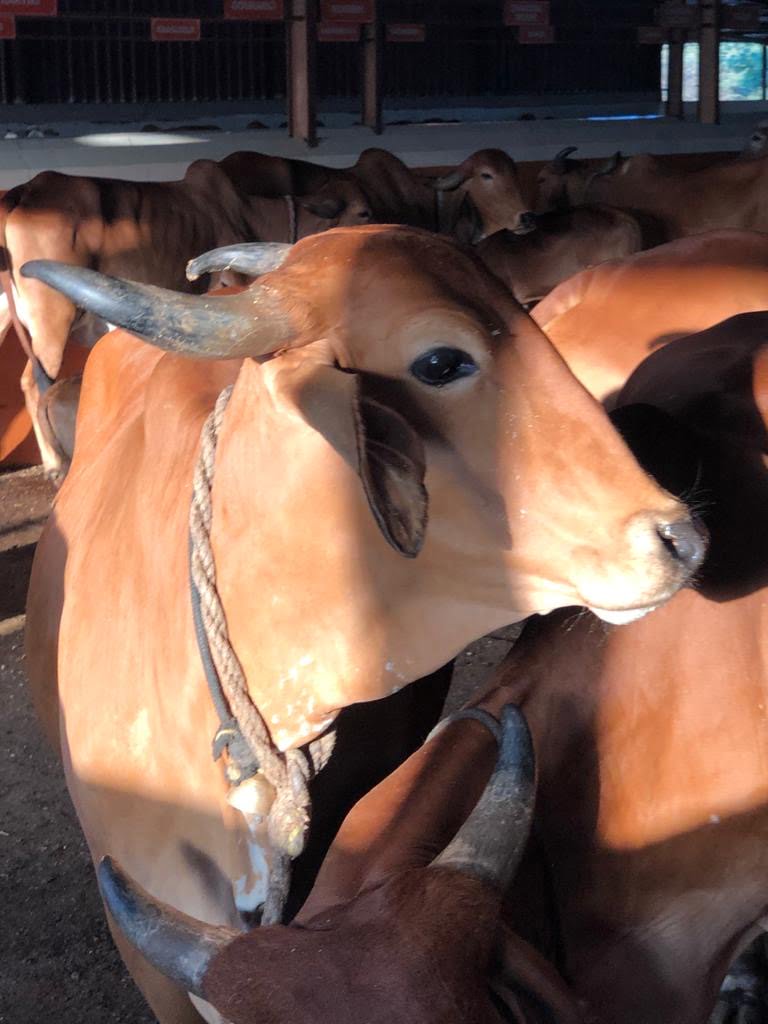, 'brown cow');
471,313,768,1024
533,230,768,404
25,226,702,1022
0,158,365,475
476,205,642,308
534,146,768,241
95,704,585,1024
222,146,536,241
